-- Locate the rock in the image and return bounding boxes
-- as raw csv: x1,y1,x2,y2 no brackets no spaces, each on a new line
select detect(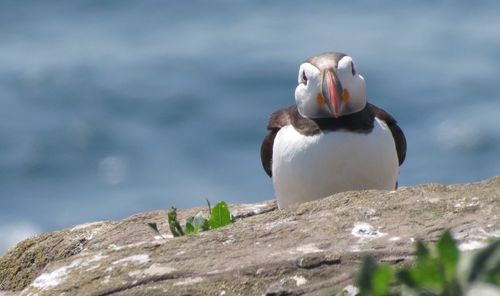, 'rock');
1,176,499,295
